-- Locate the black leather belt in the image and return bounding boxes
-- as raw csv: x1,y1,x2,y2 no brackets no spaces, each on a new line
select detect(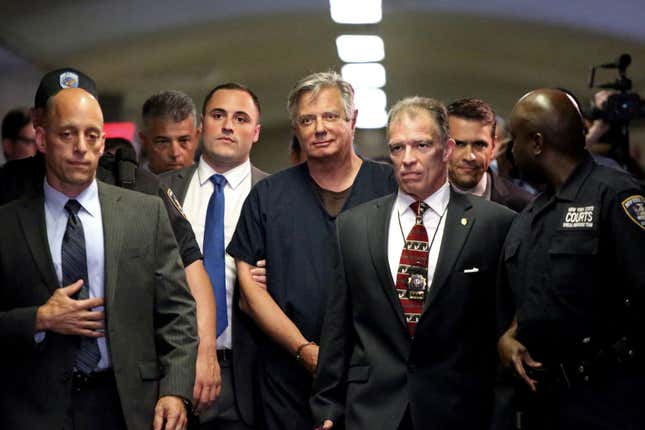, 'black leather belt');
71,369,115,391
217,349,233,361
